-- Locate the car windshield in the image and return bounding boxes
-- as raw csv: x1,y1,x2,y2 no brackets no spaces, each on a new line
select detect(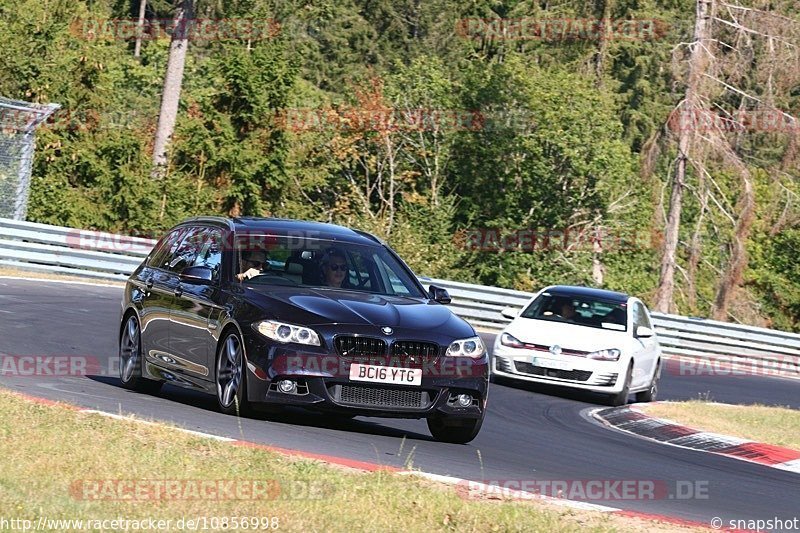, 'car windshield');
235,234,426,298
520,291,628,331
